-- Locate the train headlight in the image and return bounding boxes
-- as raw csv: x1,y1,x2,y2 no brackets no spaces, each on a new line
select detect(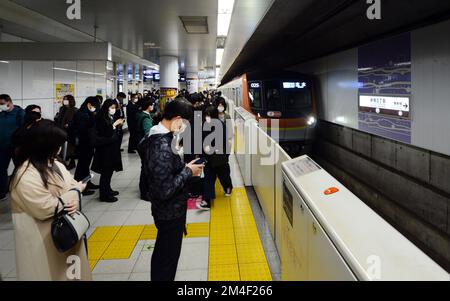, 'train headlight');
307,116,316,126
